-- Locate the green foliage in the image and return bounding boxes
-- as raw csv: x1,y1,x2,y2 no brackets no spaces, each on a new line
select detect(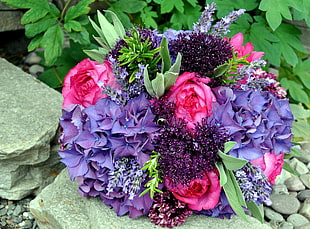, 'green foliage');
140,151,163,199
1,0,94,66
290,103,310,141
